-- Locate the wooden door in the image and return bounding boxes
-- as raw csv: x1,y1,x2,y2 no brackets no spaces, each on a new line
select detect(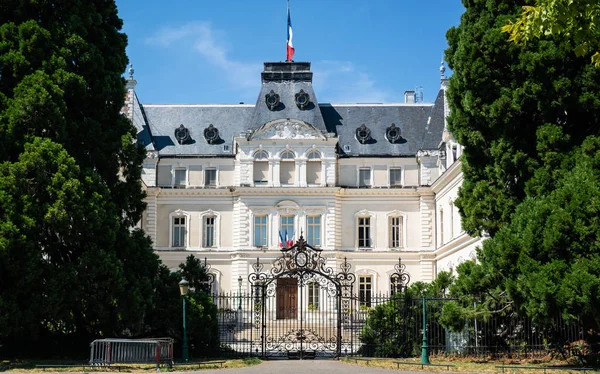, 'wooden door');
276,278,297,319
